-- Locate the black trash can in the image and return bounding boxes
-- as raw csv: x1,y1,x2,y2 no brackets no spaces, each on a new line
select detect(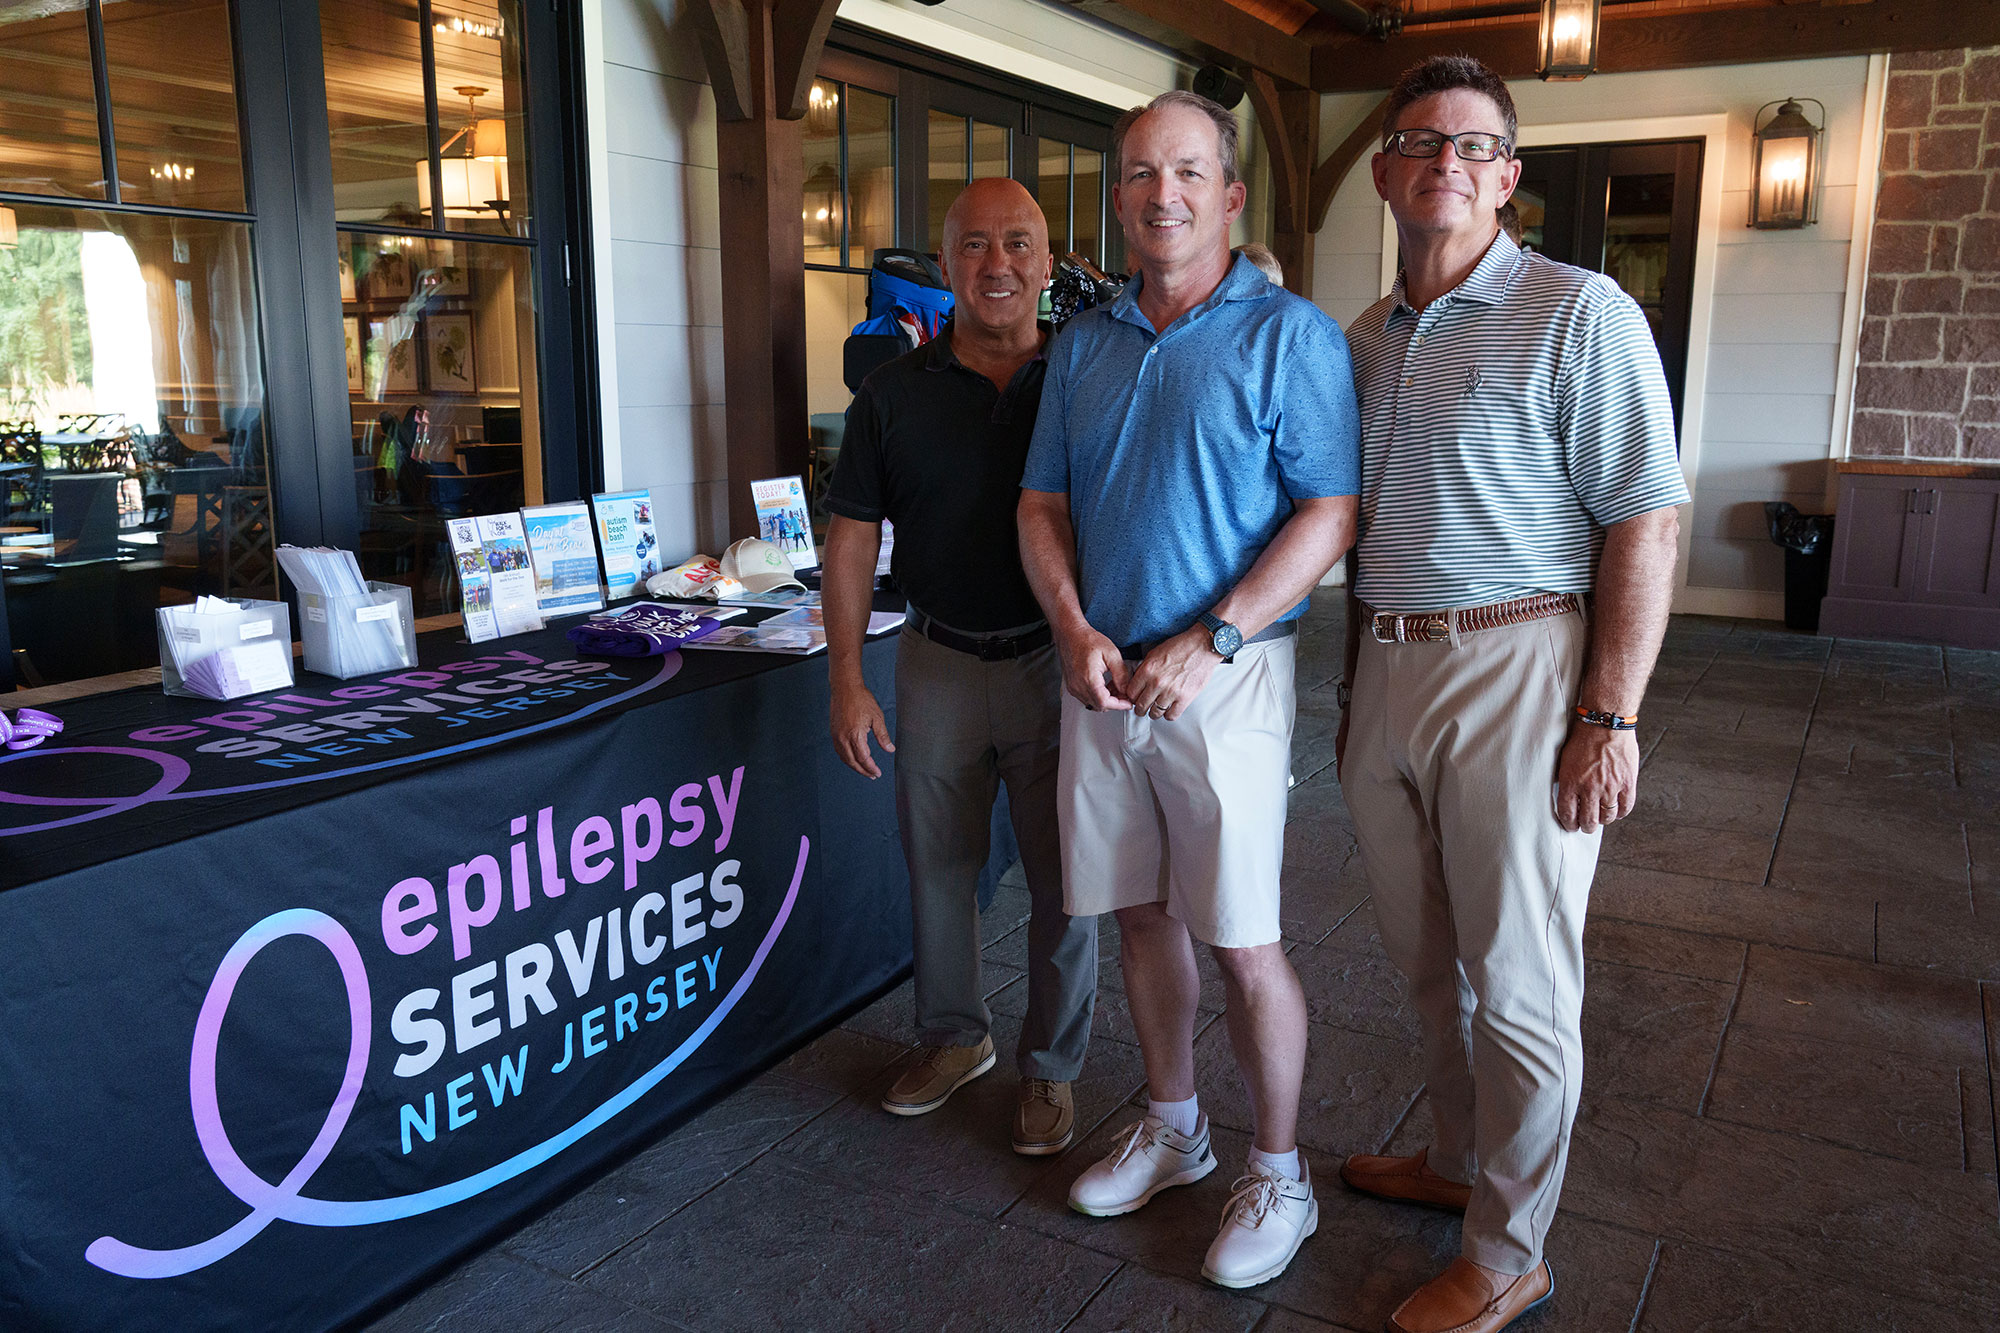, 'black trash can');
1764,502,1835,632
